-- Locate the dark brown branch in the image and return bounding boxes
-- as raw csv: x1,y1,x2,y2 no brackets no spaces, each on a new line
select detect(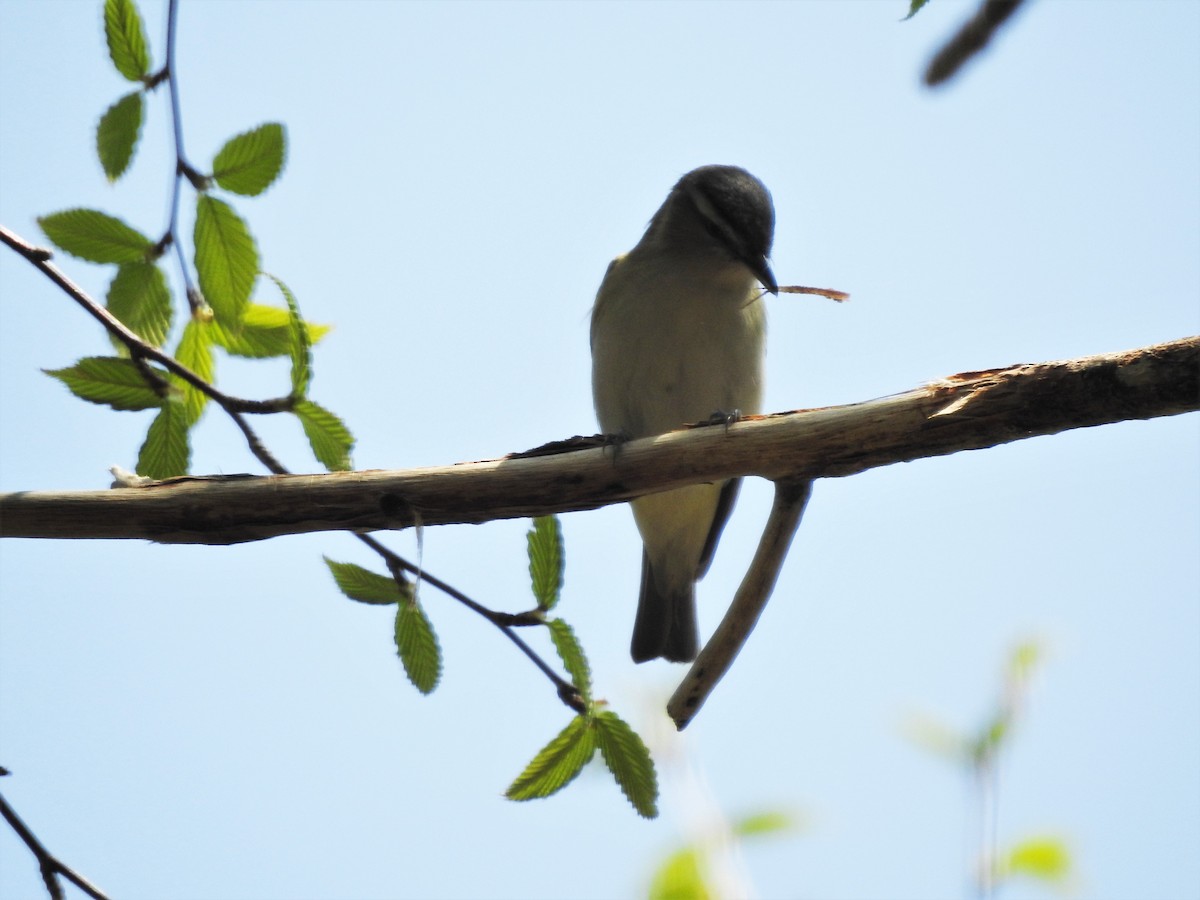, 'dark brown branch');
3,336,1195,544
925,0,1027,87
0,785,109,900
